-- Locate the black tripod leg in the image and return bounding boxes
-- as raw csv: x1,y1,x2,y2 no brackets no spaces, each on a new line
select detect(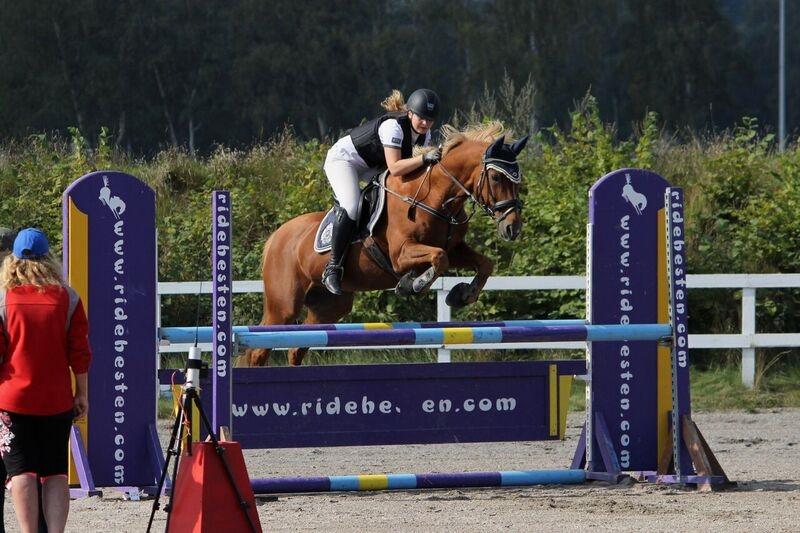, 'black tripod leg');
146,400,186,533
